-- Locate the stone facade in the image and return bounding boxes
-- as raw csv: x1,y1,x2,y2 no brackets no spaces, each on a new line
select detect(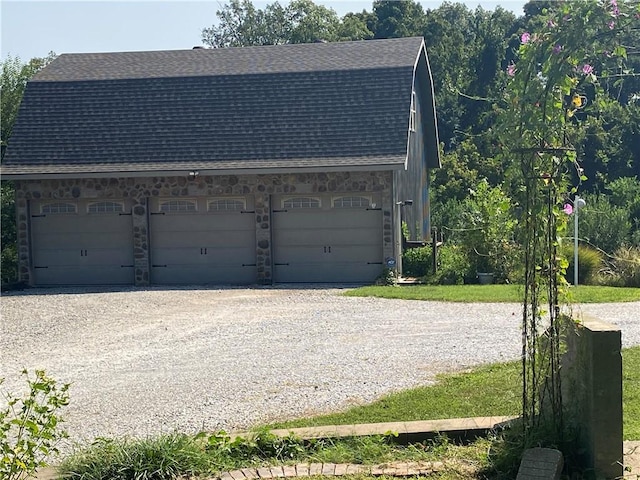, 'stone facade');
16,171,394,286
